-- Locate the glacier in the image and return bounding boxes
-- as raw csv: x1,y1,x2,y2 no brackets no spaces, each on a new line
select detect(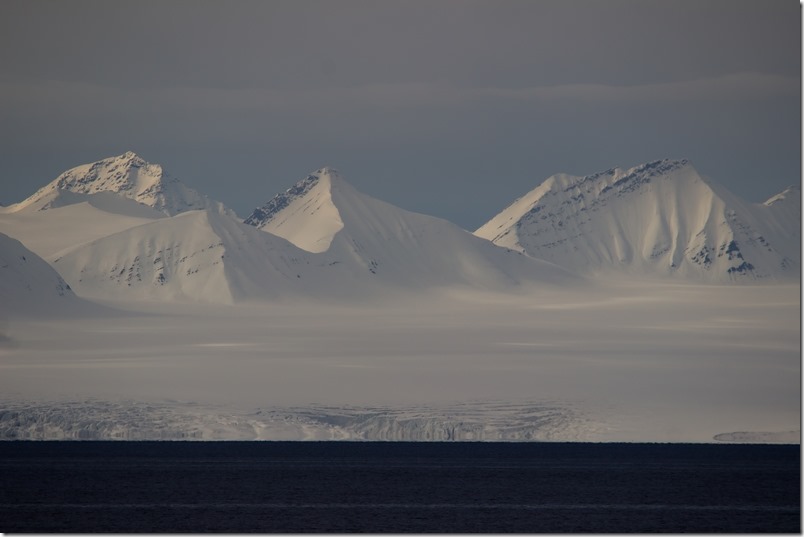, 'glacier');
0,153,799,442
0,283,798,442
